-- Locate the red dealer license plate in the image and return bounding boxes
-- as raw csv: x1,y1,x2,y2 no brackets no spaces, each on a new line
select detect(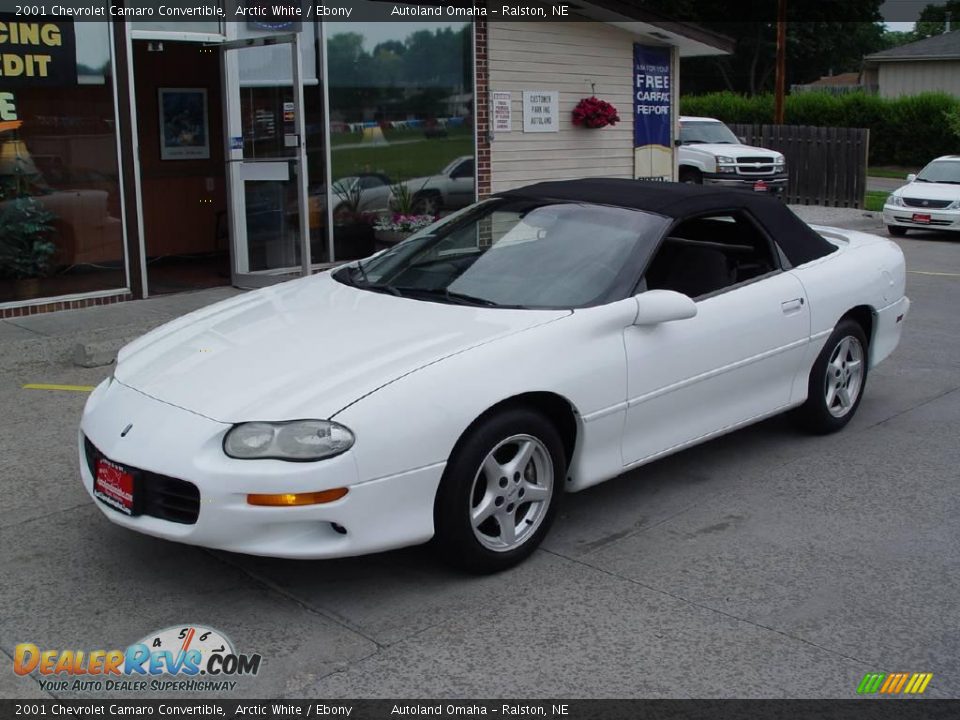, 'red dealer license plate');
94,458,138,516
753,180,768,192
912,213,931,224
